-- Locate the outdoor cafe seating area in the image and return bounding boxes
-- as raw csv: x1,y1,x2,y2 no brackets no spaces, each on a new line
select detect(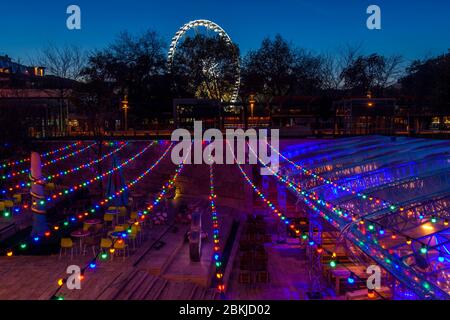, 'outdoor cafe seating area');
59,205,150,260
